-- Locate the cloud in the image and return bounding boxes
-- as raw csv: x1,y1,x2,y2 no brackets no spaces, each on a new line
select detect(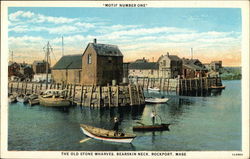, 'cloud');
9,11,78,24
